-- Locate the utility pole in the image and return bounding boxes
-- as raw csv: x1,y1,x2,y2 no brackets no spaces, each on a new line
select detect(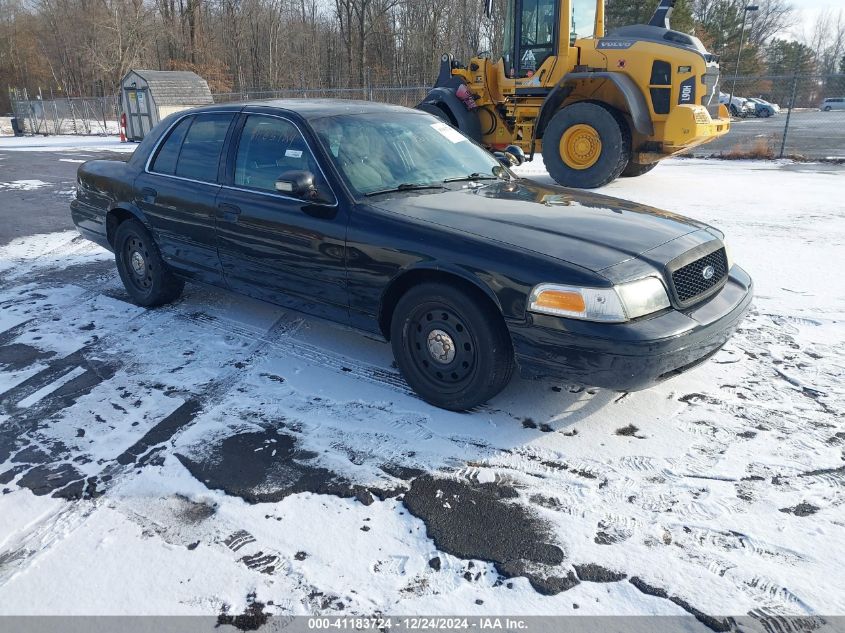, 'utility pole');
728,4,759,112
